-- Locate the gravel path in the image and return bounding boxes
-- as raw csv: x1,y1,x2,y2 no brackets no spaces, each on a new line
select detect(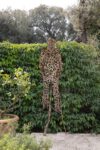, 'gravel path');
31,132,100,150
